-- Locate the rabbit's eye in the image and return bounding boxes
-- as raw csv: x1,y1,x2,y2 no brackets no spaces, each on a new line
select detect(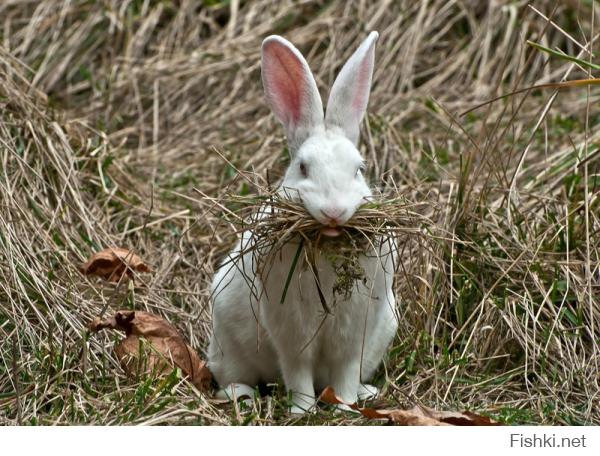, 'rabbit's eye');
356,164,365,178
299,162,308,177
